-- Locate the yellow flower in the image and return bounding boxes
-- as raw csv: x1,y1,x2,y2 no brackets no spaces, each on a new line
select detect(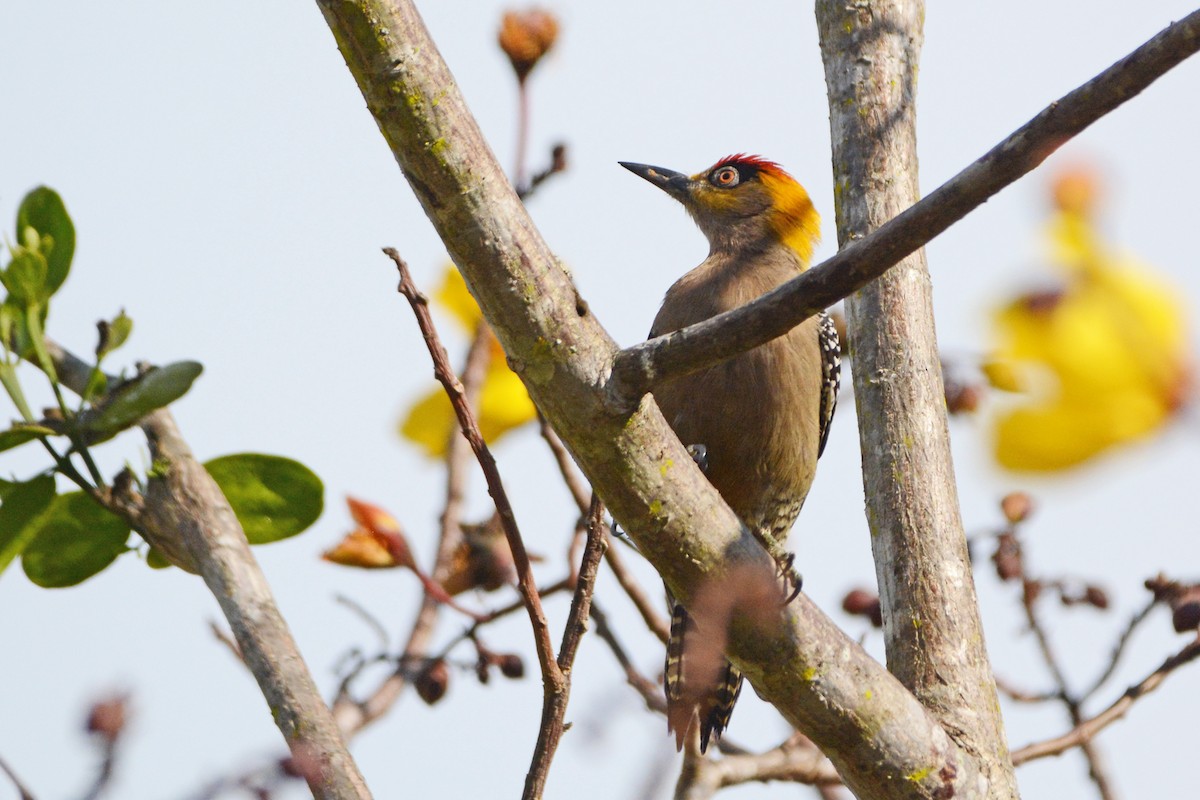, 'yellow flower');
989,168,1192,471
400,266,537,457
